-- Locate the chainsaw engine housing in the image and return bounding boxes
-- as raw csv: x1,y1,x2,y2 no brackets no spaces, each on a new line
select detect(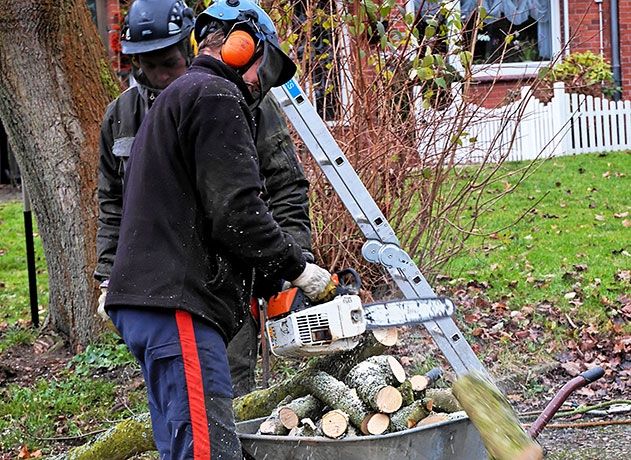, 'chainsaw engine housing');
266,295,366,357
